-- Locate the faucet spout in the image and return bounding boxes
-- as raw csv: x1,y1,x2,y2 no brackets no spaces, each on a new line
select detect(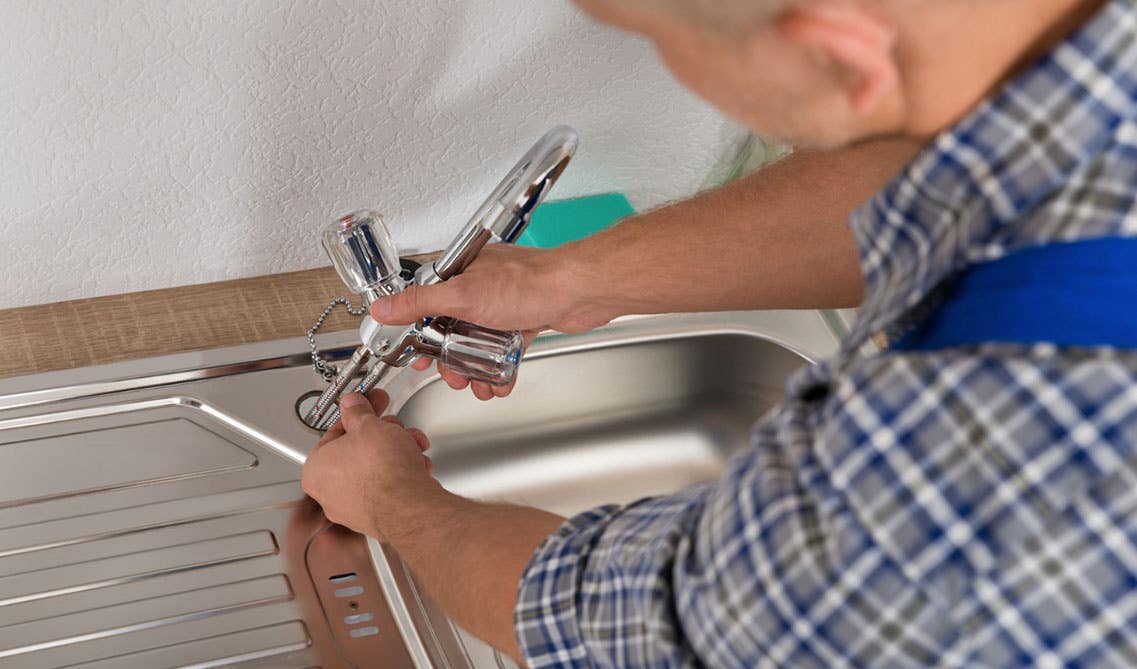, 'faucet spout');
417,125,579,285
